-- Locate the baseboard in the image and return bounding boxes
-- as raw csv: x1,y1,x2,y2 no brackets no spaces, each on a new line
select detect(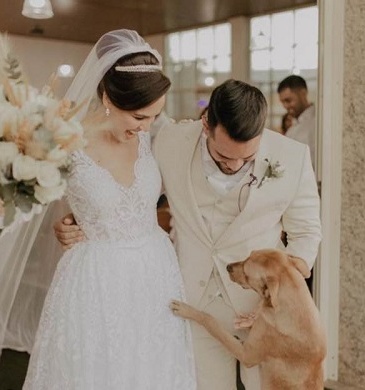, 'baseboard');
325,380,365,390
